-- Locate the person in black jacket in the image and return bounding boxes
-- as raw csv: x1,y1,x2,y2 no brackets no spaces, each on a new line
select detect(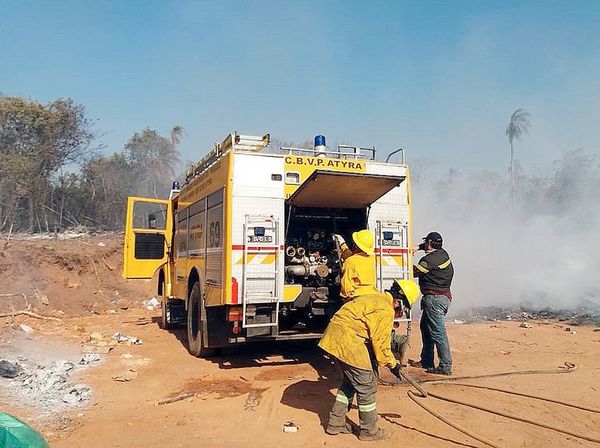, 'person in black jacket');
412,232,454,375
